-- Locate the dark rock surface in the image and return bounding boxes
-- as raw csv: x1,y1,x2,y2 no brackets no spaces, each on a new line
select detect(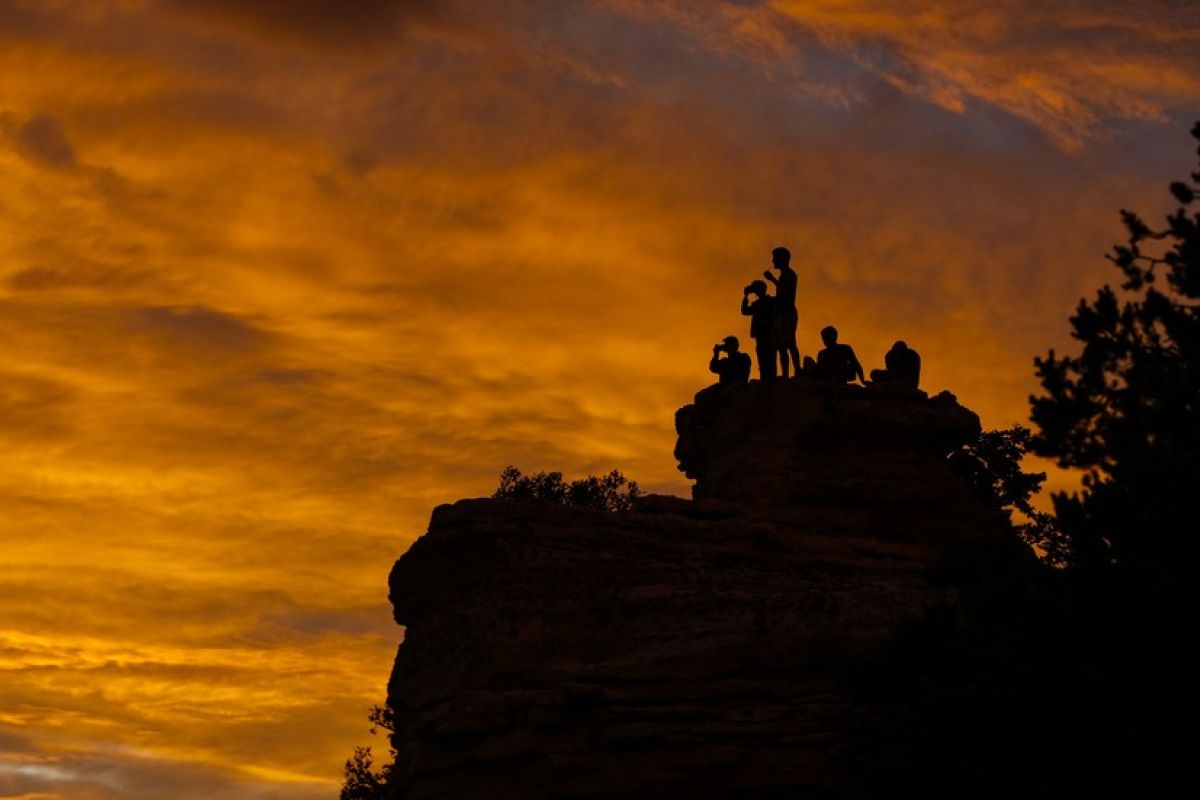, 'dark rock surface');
384,380,1028,799
675,380,980,509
